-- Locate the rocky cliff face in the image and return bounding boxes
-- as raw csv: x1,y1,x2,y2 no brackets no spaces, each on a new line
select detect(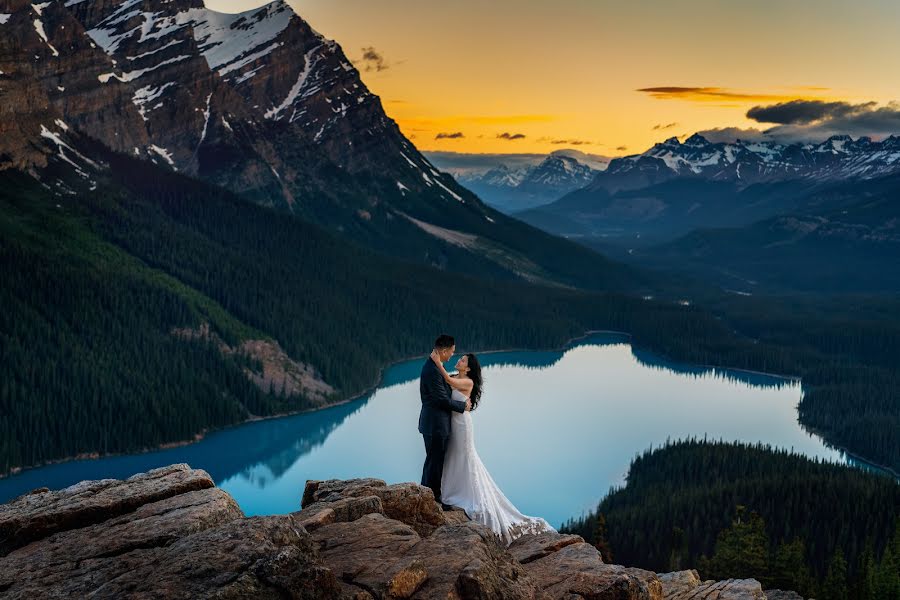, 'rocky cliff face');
0,464,799,599
1,0,639,289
